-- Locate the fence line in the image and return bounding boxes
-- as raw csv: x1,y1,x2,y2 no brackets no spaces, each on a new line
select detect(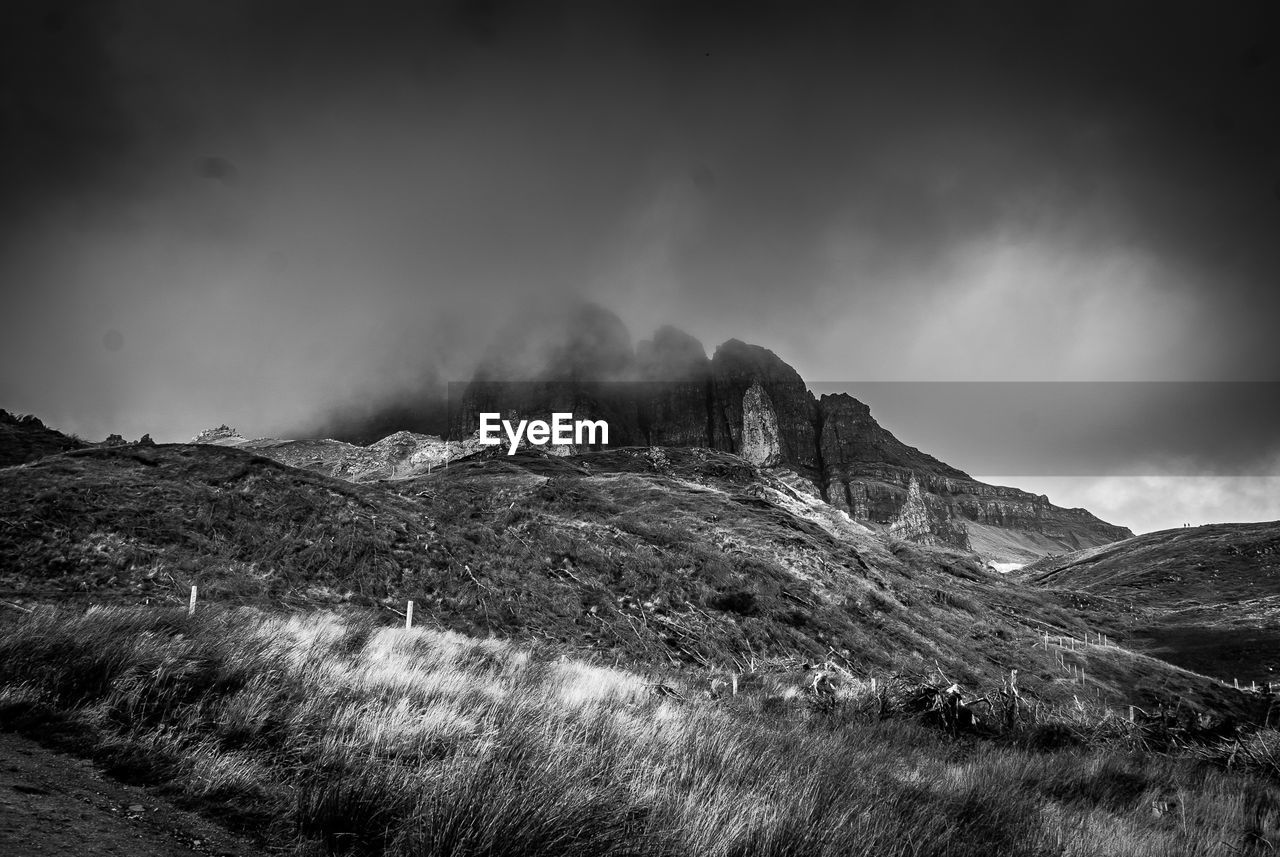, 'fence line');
71,585,1280,699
